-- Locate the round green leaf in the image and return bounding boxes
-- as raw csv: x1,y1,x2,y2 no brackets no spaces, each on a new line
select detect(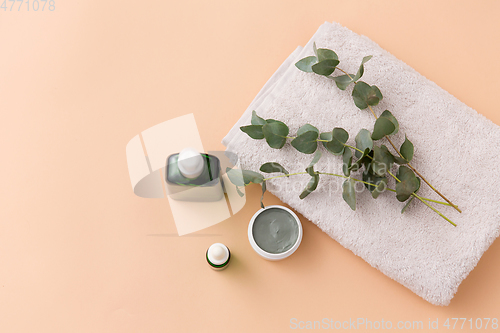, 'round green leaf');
372,117,396,141
342,178,356,210
240,125,264,140
400,136,414,162
297,124,319,136
331,74,354,90
380,110,399,135
259,162,289,175
351,82,371,109
291,130,319,154
322,127,349,155
355,129,373,158
311,59,340,76
262,121,289,149
225,167,245,186
352,81,383,110
319,131,332,141
332,128,349,143
242,170,264,185
395,166,419,202
317,48,338,62
367,85,383,105
225,168,264,186
295,56,318,73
